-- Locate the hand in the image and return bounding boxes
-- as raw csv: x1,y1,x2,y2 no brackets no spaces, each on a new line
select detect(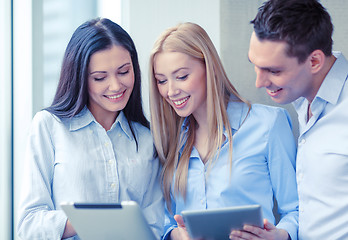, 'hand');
229,219,290,240
62,219,77,239
170,215,192,240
